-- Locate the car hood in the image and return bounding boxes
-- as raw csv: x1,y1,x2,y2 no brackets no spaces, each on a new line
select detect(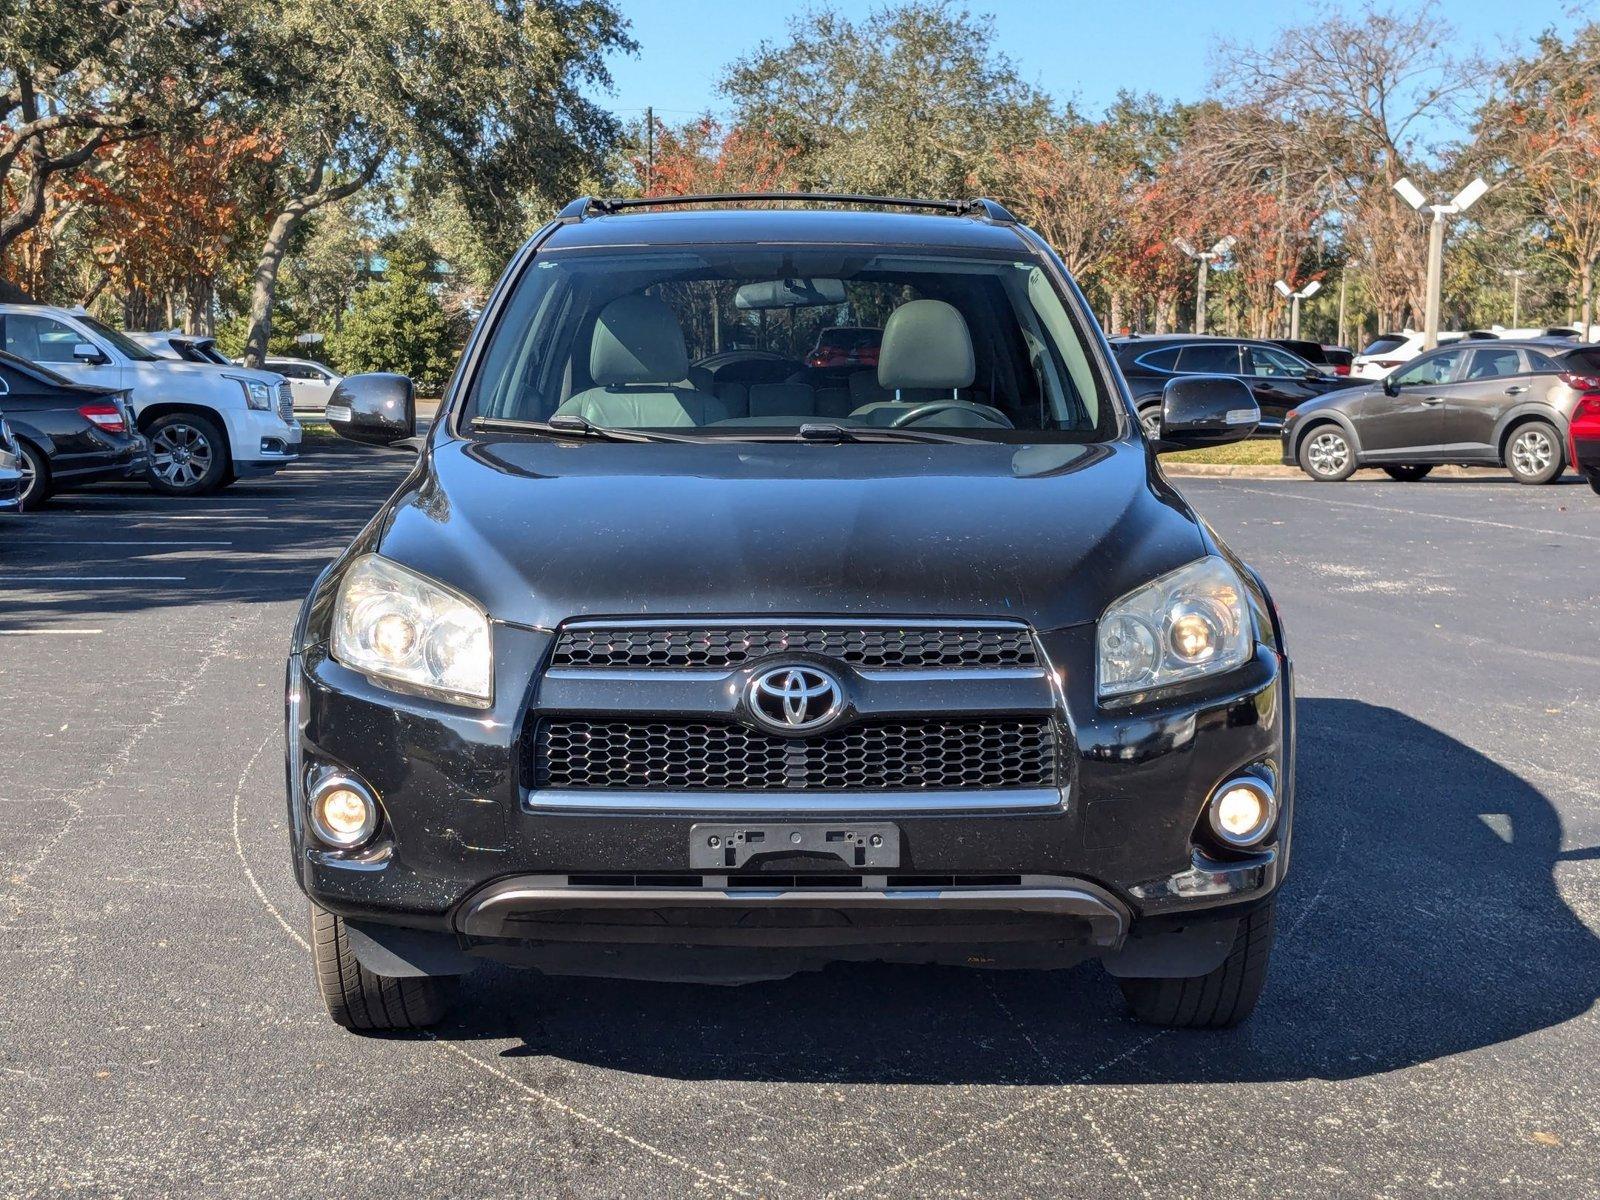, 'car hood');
371,435,1210,632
